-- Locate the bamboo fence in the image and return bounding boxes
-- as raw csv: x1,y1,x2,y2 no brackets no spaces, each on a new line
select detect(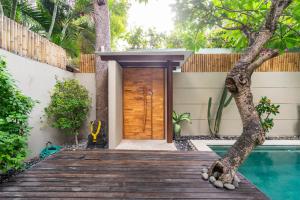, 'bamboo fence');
0,15,67,69
79,54,96,73
79,52,300,73
182,53,300,72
